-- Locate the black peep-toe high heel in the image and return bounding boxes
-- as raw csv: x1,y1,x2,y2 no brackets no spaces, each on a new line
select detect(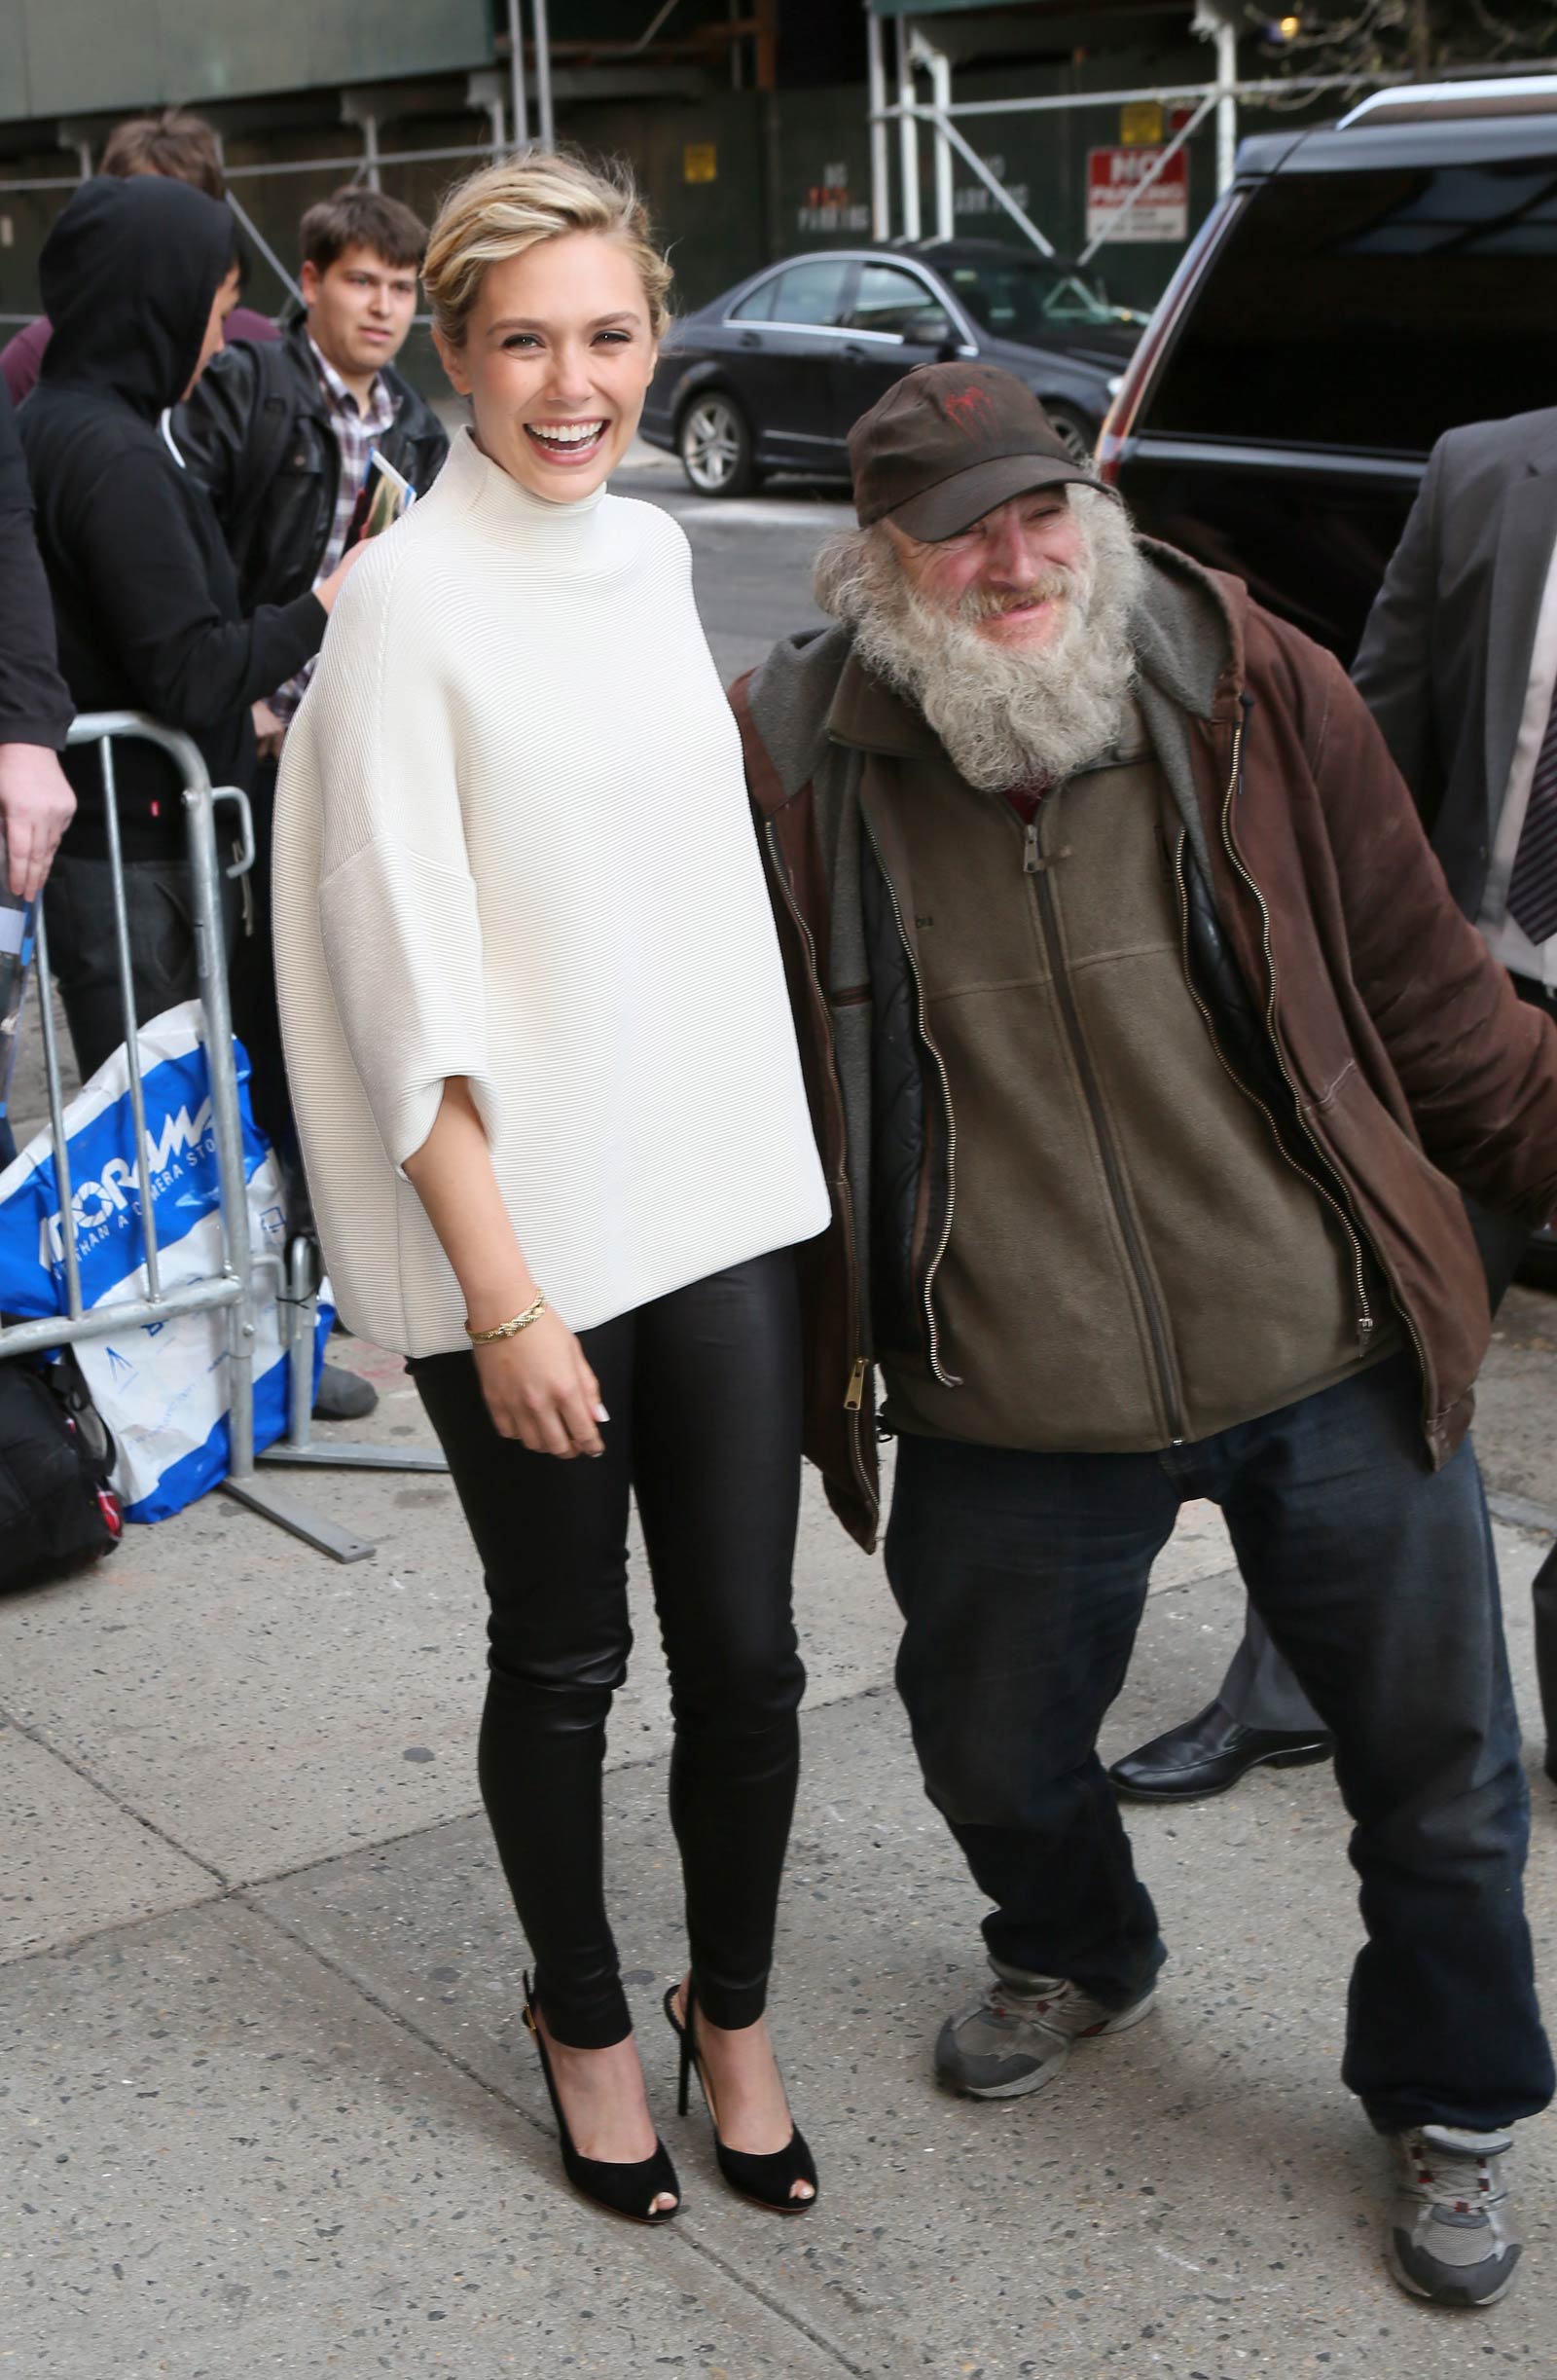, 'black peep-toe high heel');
665,1979,818,2215
523,1973,681,2225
